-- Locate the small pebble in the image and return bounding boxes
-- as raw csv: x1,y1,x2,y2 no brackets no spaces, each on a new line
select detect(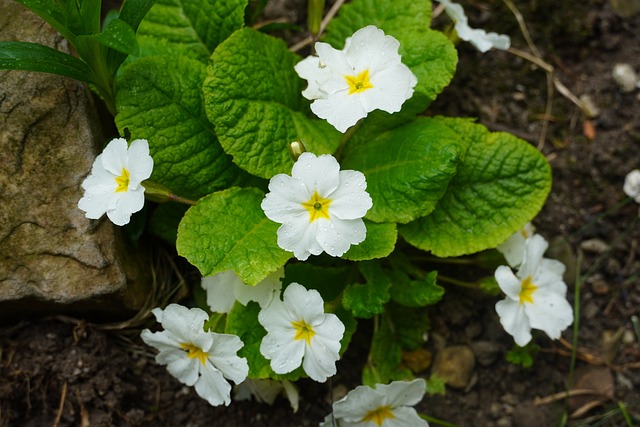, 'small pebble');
579,94,600,118
431,345,476,389
592,279,610,295
612,63,639,93
580,238,609,254
583,301,600,319
470,341,501,367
